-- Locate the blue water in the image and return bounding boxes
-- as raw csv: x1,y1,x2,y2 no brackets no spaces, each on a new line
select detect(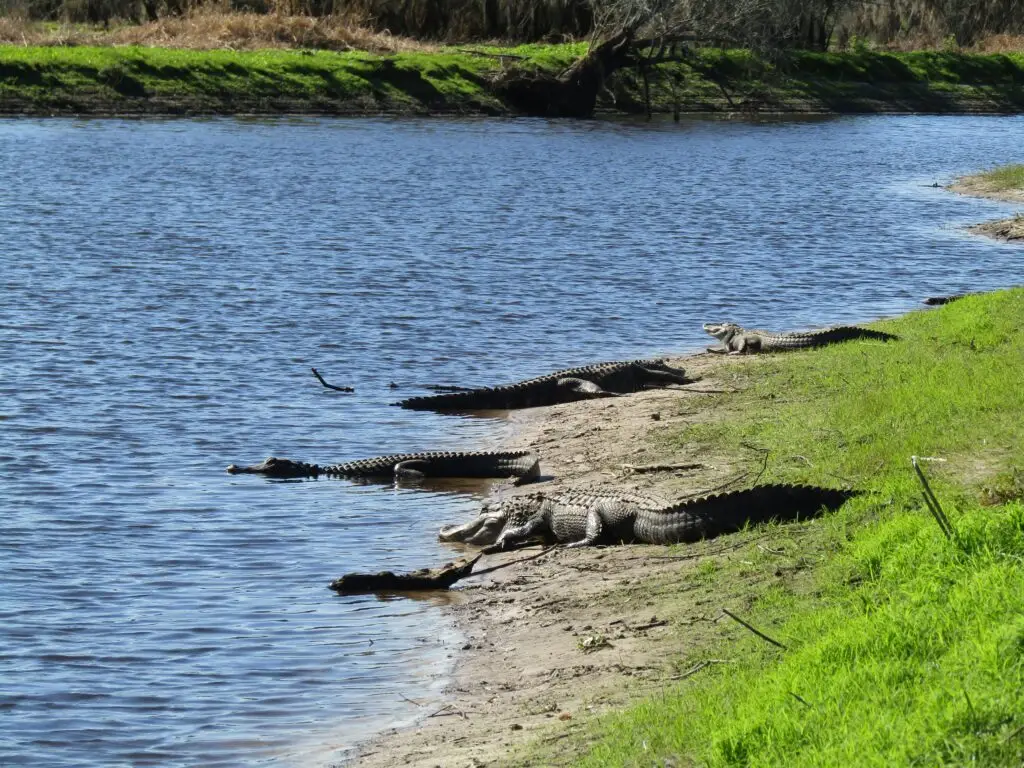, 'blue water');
0,114,1021,766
